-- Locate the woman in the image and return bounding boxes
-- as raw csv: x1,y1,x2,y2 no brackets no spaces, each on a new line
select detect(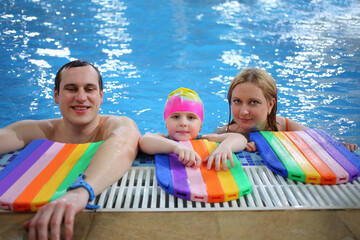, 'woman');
217,68,358,152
